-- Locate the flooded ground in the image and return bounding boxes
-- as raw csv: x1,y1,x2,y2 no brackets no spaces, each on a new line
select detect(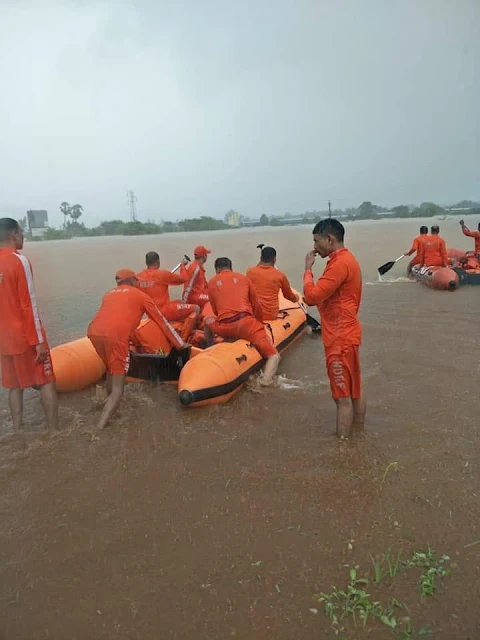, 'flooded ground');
1,218,480,639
